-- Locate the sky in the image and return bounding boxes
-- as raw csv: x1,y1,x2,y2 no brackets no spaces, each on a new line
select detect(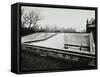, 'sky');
22,6,95,31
